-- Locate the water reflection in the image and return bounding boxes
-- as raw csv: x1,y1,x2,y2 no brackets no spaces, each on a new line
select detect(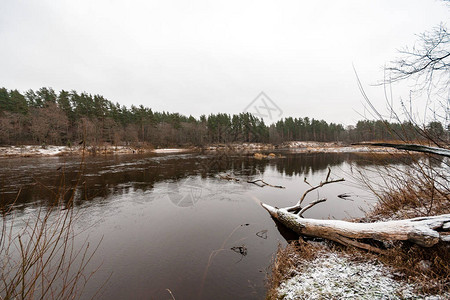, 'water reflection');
0,151,422,210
